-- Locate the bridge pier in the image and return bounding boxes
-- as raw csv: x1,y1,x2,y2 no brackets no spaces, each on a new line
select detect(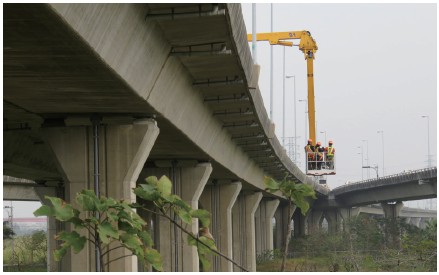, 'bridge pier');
232,192,263,271
255,199,280,256
381,201,404,248
292,210,307,237
42,119,159,271
199,181,241,272
306,209,323,234
338,207,361,231
324,209,342,234
140,161,212,272
409,217,421,227
273,204,296,250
